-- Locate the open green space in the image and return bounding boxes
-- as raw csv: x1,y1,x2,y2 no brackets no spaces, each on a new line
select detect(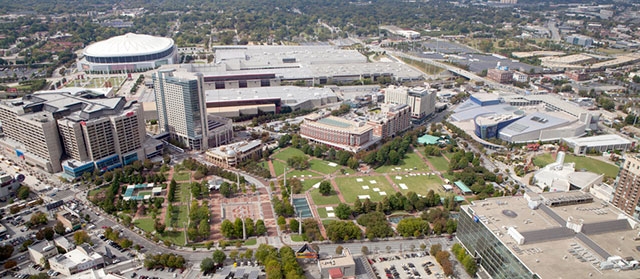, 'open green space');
334,175,397,203
309,188,341,205
273,147,306,162
88,187,106,197
165,205,189,228
159,231,186,246
178,183,192,203
288,169,319,179
317,207,329,218
138,191,152,197
301,178,323,192
67,76,126,88
427,156,449,172
272,160,287,177
173,172,191,182
244,238,257,246
309,159,339,175
134,218,155,233
533,153,619,178
374,153,430,174
443,152,454,161
290,234,304,242
391,173,444,196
